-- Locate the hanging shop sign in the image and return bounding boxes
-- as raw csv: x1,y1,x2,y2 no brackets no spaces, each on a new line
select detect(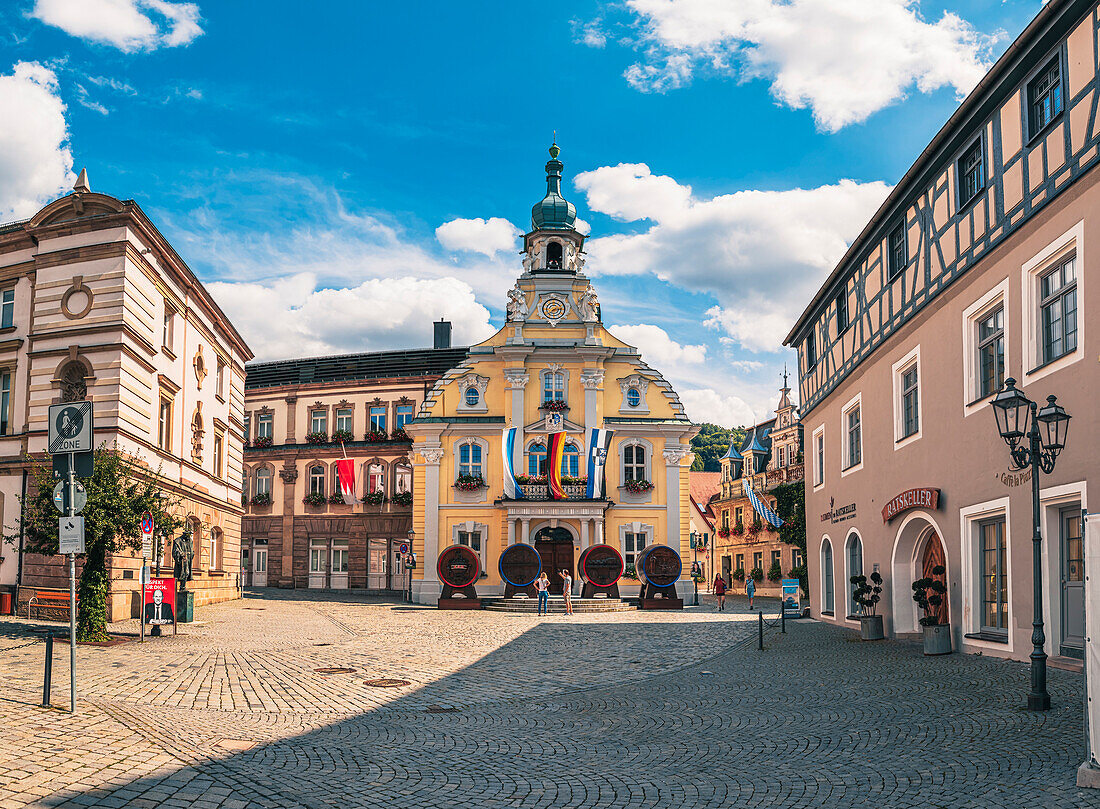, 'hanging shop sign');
881,488,941,523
